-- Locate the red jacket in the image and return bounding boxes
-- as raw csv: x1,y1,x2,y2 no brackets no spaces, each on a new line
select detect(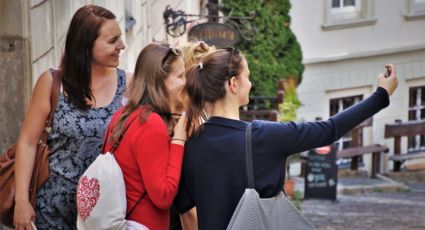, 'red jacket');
104,107,184,230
